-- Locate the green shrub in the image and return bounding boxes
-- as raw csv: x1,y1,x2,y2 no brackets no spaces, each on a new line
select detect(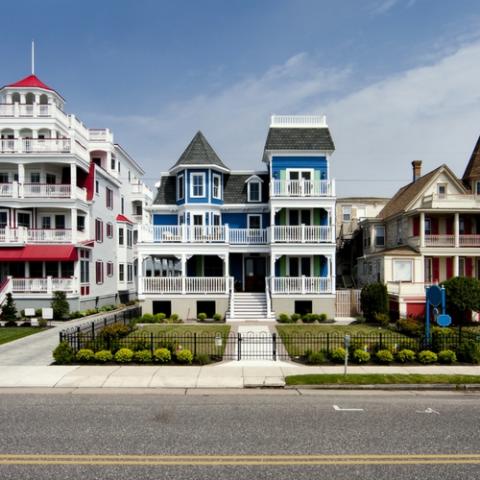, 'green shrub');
318,313,328,323
85,308,98,316
98,323,131,341
176,348,193,364
34,308,42,317
114,348,134,363
330,347,346,363
154,313,166,323
290,313,302,322
134,349,152,363
418,350,438,364
76,349,95,362
197,313,207,322
212,313,222,322
353,349,370,364
396,349,416,363
38,318,48,328
53,342,74,364
94,350,113,363
374,312,390,327
457,340,480,364
277,313,291,323
170,313,180,323
375,349,394,364
69,311,83,320
360,283,388,322
195,353,211,365
302,313,317,324
438,349,457,364
154,348,171,363
307,351,326,365
141,313,154,323
51,291,70,320
1,293,17,325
